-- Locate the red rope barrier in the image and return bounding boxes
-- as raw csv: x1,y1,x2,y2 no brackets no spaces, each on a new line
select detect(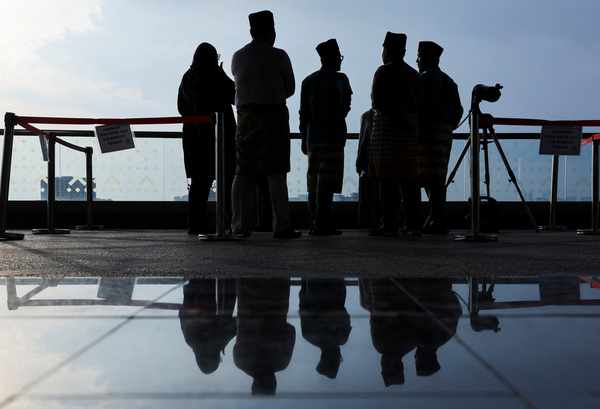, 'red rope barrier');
17,121,87,153
479,117,600,127
14,114,212,154
581,134,600,147
15,115,212,126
